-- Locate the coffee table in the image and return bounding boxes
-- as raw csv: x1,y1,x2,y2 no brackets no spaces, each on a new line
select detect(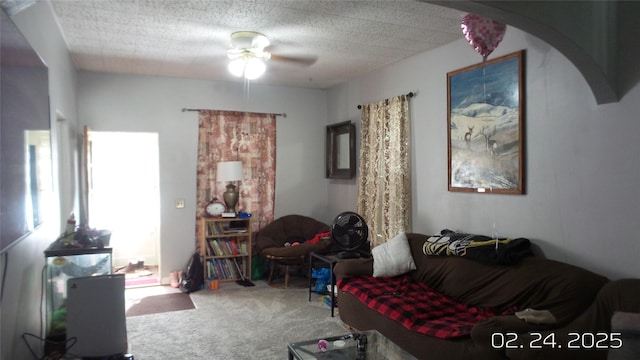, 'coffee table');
287,330,417,360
